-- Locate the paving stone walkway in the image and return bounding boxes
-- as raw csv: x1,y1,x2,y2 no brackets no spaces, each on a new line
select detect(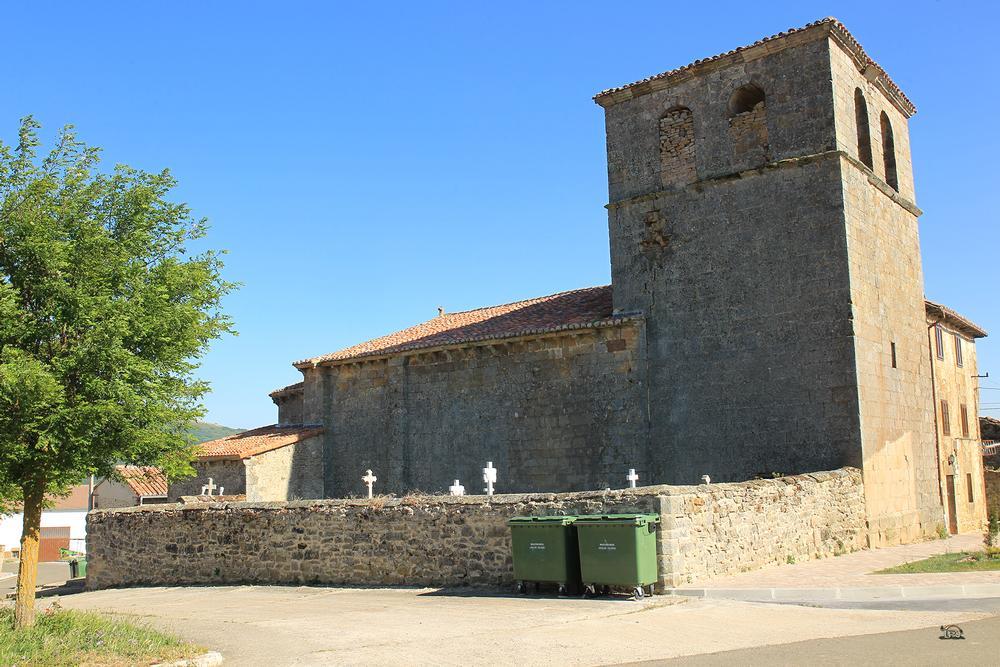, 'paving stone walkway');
674,534,1000,600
